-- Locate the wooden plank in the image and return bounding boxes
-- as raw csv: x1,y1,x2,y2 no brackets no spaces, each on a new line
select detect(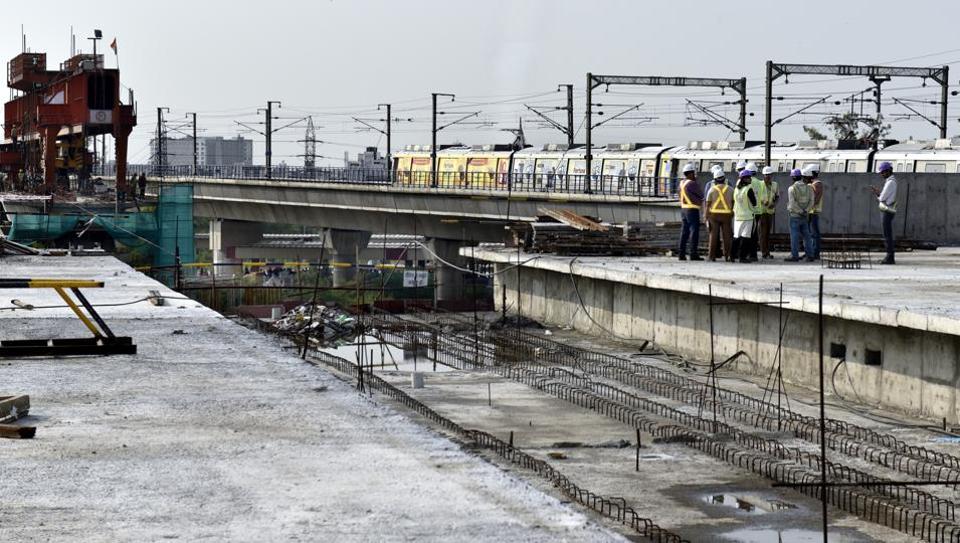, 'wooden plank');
537,207,608,232
0,424,36,439
0,394,29,422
